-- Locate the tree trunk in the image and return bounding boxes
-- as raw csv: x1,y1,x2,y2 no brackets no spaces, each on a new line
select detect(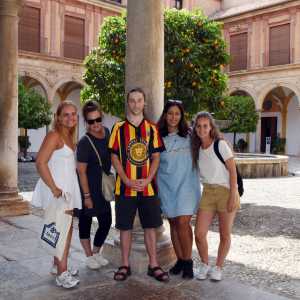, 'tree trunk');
233,131,237,149
24,128,28,158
